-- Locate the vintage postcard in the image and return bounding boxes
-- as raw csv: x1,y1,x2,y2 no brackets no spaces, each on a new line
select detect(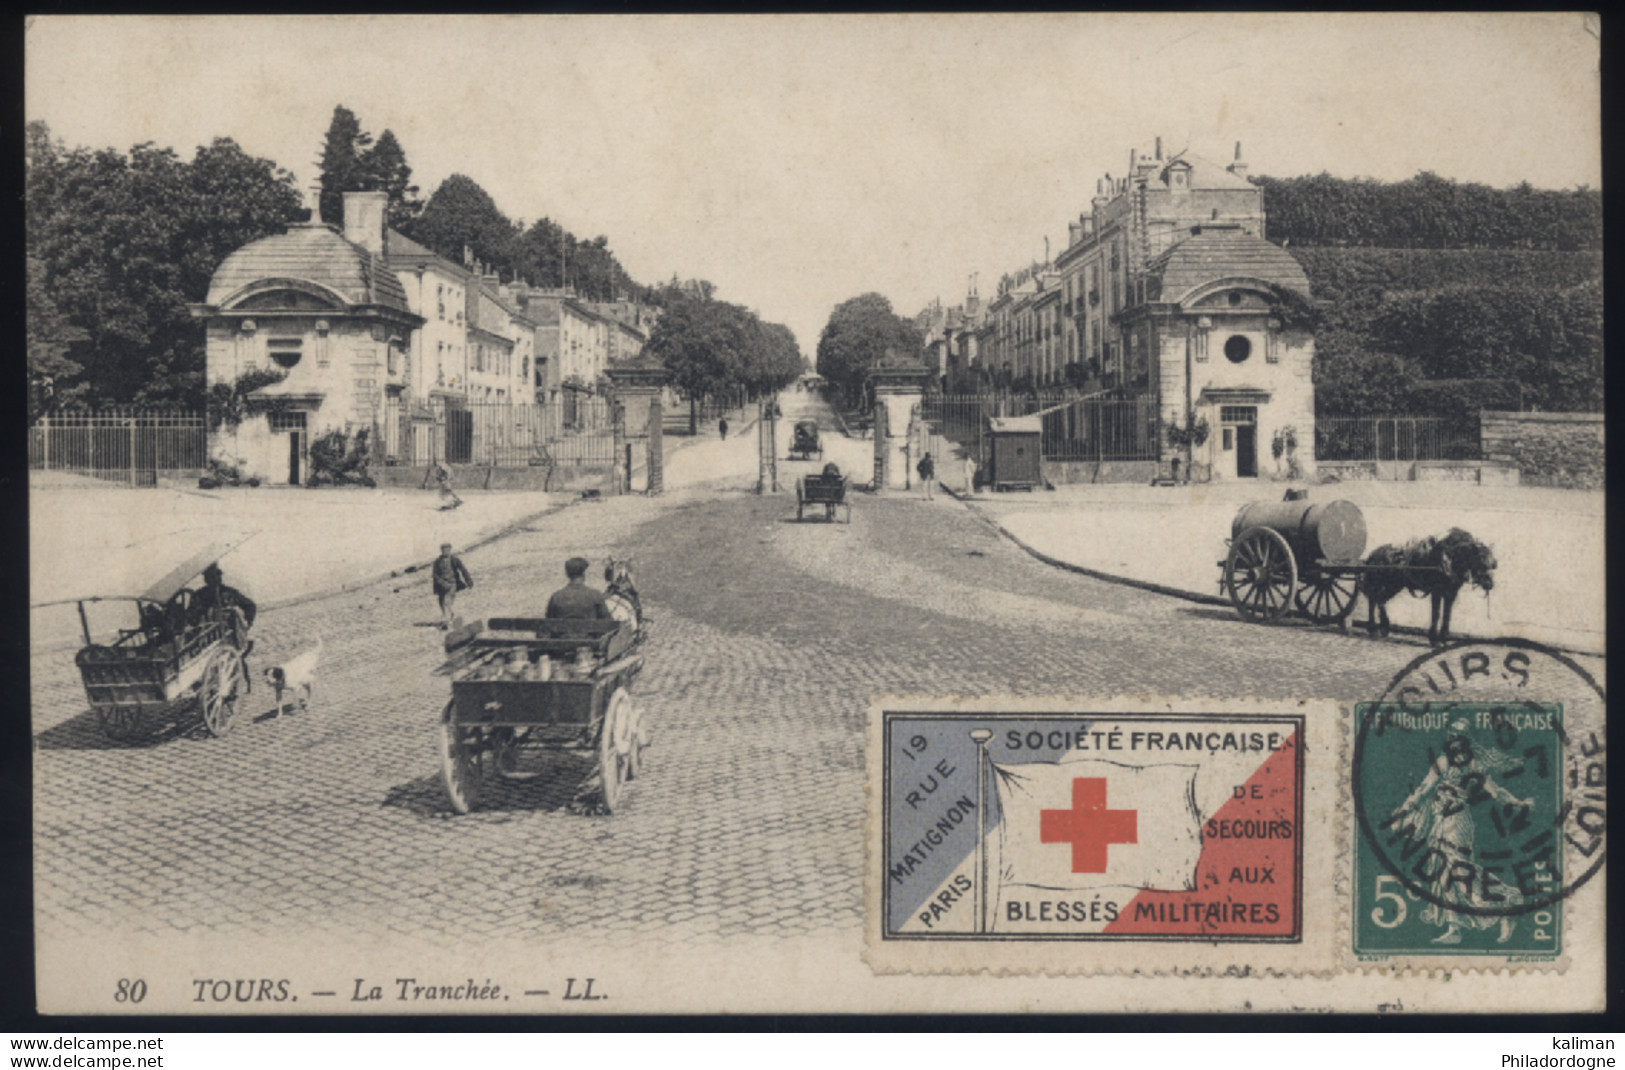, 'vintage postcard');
26,14,1602,1014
